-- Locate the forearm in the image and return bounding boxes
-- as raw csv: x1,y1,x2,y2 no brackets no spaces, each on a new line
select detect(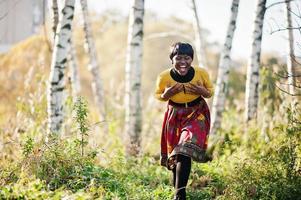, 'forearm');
155,93,168,101
160,93,171,101
185,84,212,98
200,88,211,98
